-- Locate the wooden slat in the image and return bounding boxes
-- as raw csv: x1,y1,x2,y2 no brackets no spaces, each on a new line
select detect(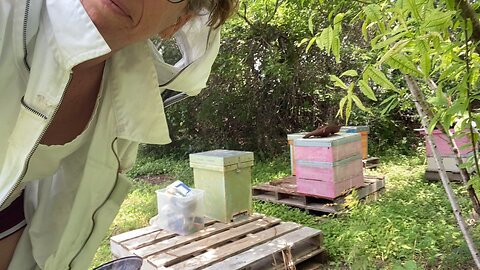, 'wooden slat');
119,219,218,252
363,157,380,169
134,215,263,258
168,222,302,270
205,226,322,270
111,226,162,244
146,216,281,268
